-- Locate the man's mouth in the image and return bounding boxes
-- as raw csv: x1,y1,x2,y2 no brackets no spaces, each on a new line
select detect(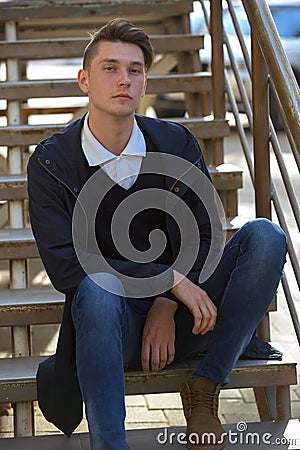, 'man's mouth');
113,93,132,99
